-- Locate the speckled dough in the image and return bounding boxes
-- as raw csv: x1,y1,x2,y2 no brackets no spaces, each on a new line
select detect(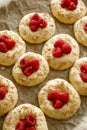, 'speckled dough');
74,16,87,46
12,52,49,87
0,75,18,117
38,78,81,120
2,103,48,130
0,30,26,66
69,57,87,96
19,13,56,44
51,0,87,24
42,34,80,70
